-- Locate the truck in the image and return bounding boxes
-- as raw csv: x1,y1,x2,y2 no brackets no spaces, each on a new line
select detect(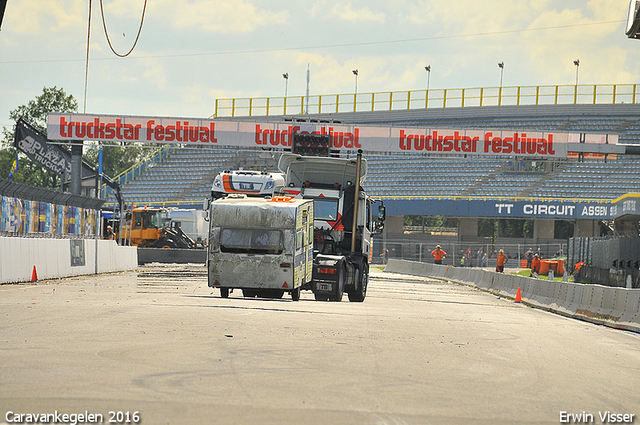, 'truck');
205,196,313,300
278,150,385,302
116,206,199,249
205,132,385,302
